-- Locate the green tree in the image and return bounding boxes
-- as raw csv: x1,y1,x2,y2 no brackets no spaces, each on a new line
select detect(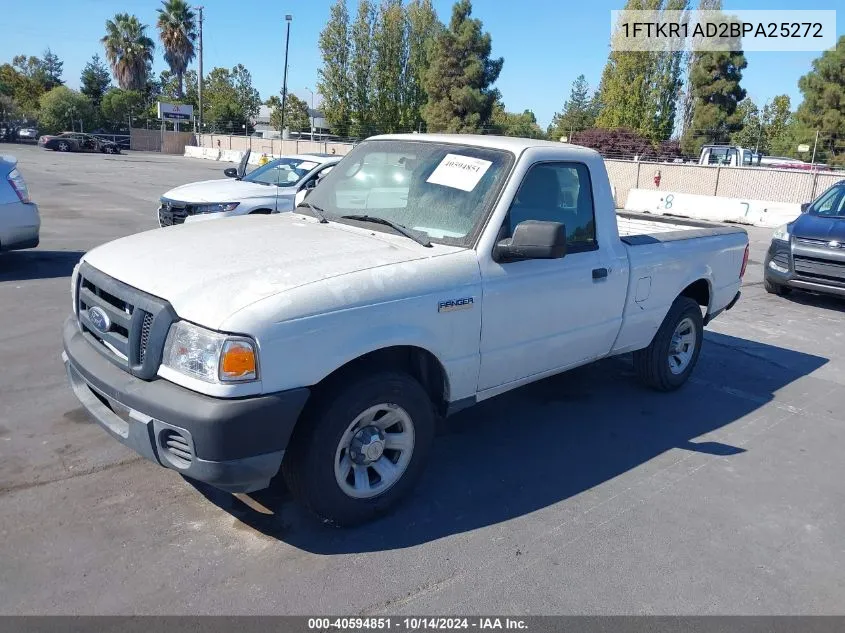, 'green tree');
100,88,145,128
158,69,198,105
38,86,95,134
372,0,407,133
317,0,352,137
80,54,112,106
796,35,845,165
349,0,377,137
156,0,197,98
422,0,503,133
269,93,310,132
41,48,64,90
679,0,722,136
595,0,661,137
730,98,761,150
202,65,260,132
680,13,747,155
101,13,155,91
1,62,42,117
548,75,597,141
491,100,544,138
404,0,440,130
649,0,687,140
